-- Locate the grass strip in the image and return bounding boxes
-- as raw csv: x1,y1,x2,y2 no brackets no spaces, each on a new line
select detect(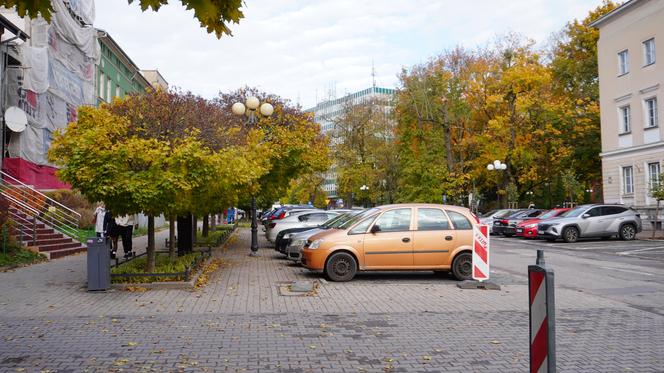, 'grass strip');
111,252,200,283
